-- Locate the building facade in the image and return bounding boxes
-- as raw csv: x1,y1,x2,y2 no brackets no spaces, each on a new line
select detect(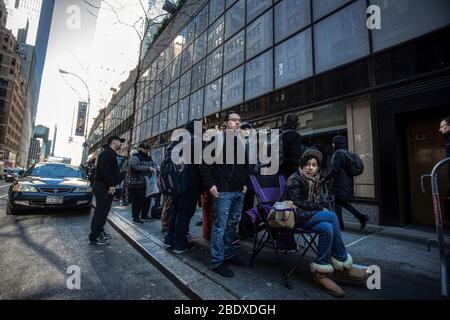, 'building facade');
88,0,450,228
